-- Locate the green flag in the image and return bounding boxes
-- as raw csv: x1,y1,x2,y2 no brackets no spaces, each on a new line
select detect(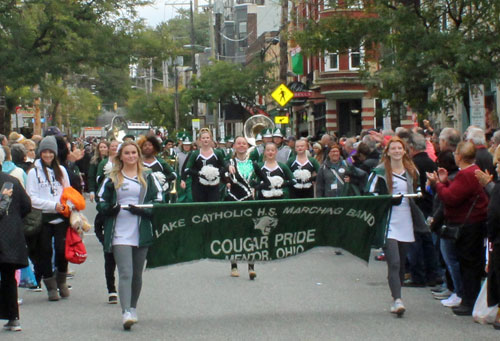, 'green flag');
146,196,392,268
292,51,303,75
